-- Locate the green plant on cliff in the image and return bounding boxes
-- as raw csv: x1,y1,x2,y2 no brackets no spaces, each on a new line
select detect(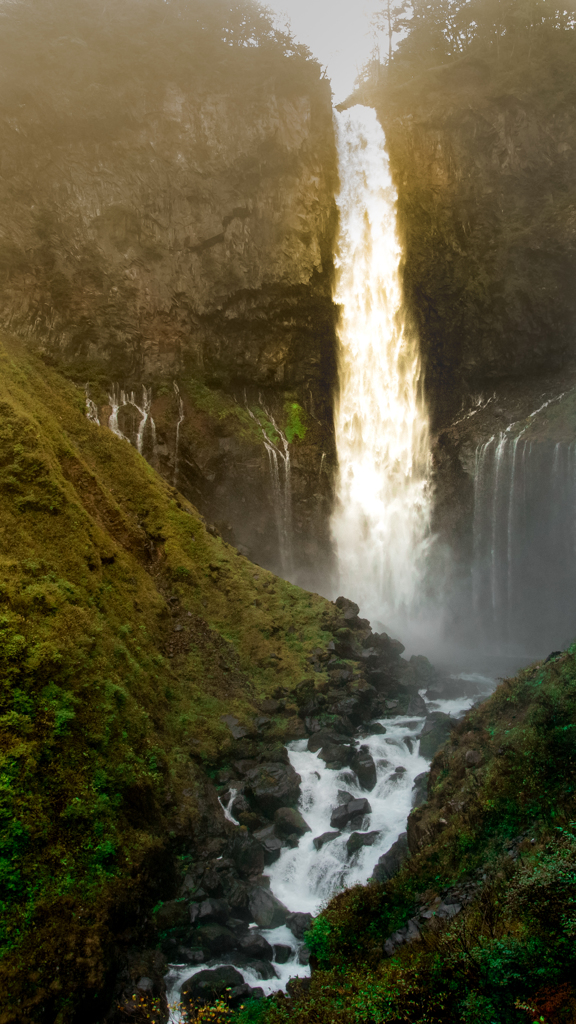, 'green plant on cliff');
0,334,340,1023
